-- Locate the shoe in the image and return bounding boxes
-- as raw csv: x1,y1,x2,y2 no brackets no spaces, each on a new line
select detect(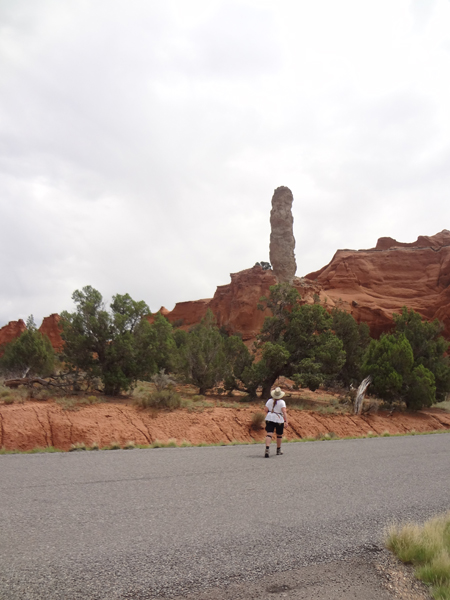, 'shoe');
264,449,270,458
276,449,283,455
